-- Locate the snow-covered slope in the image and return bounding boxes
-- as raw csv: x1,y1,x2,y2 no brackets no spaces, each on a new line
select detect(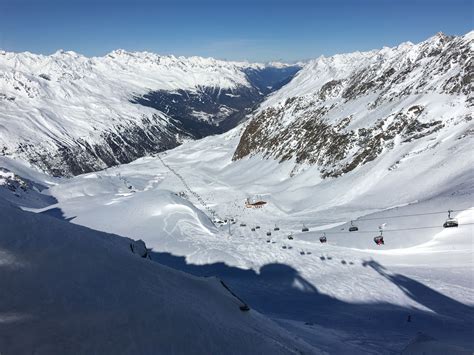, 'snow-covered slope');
9,123,469,353
234,31,473,178
0,196,317,354
0,50,299,176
